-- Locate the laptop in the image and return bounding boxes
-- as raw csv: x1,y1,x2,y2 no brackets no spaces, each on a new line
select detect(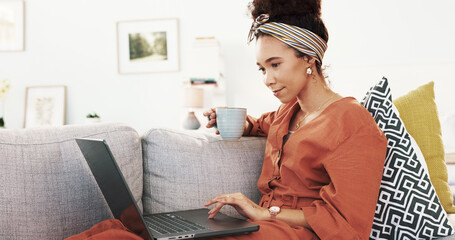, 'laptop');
76,138,259,240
